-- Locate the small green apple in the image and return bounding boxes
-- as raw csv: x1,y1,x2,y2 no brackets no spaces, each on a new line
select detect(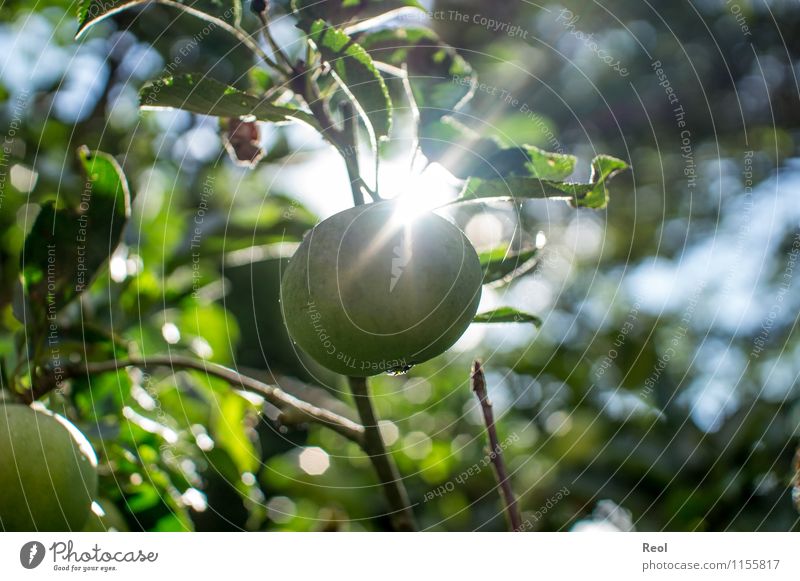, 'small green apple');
0,402,98,531
280,202,482,376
